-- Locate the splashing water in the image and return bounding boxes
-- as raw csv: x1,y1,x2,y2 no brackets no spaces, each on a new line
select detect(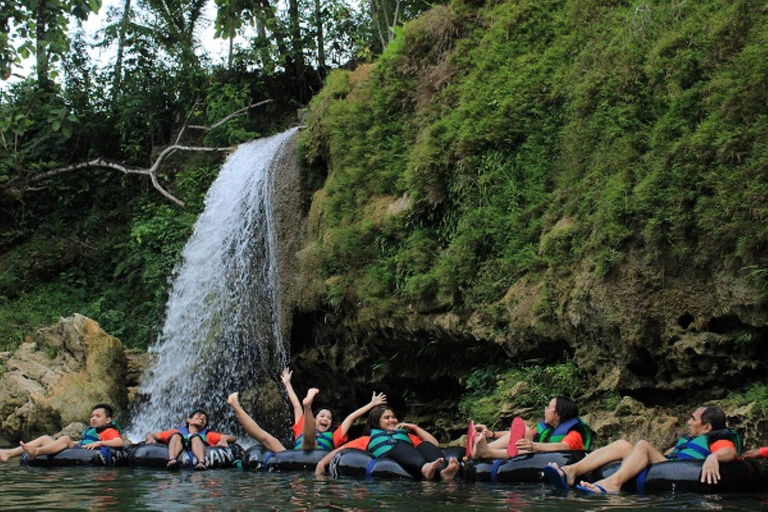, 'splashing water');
128,129,297,439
